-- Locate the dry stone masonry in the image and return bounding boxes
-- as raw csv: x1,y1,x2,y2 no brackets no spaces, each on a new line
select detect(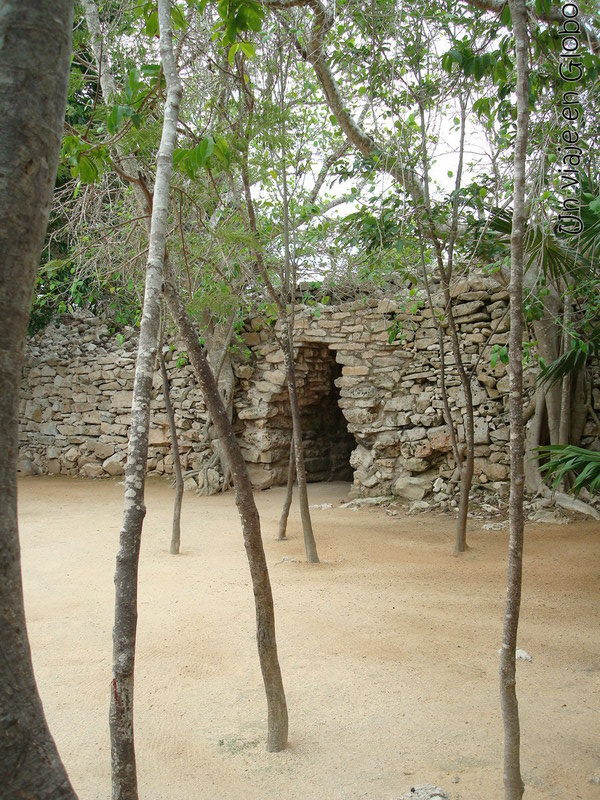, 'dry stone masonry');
19,276,600,503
